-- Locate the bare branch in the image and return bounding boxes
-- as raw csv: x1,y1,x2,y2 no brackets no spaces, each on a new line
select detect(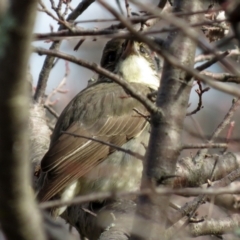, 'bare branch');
62,131,144,160
0,0,46,239
186,81,210,116
202,71,240,83
34,0,96,103
188,214,240,237
210,98,240,140
182,143,227,149
195,48,240,63
40,180,240,210
33,47,161,115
